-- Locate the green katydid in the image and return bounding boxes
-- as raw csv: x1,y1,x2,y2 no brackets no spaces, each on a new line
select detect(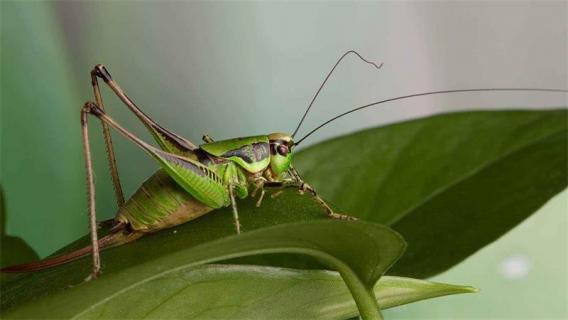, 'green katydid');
1,50,565,280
